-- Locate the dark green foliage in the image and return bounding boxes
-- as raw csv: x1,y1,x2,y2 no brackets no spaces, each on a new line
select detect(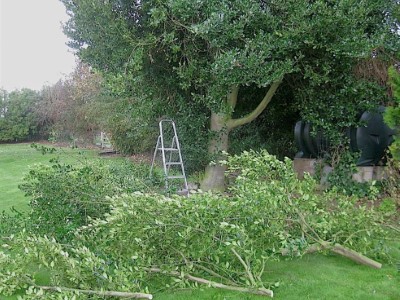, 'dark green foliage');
298,77,387,143
60,0,399,180
230,84,298,158
105,97,160,154
0,89,41,142
169,101,210,173
384,66,400,159
0,209,25,238
324,147,380,198
19,156,160,242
